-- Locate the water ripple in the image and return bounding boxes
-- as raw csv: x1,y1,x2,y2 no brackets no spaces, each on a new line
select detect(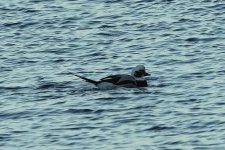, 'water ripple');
1,0,225,149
